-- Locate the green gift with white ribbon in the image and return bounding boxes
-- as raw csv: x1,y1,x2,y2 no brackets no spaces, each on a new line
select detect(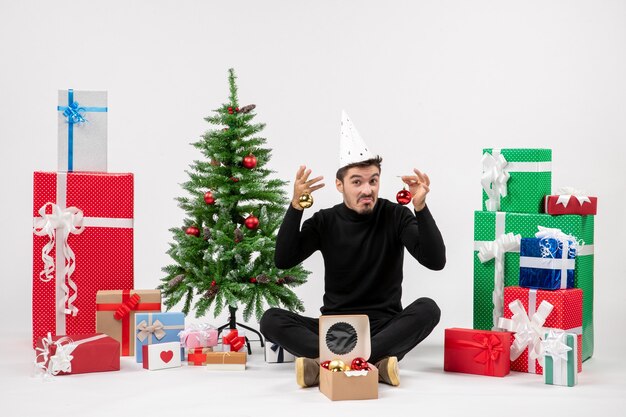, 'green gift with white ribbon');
542,330,578,387
482,148,552,213
473,210,594,360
